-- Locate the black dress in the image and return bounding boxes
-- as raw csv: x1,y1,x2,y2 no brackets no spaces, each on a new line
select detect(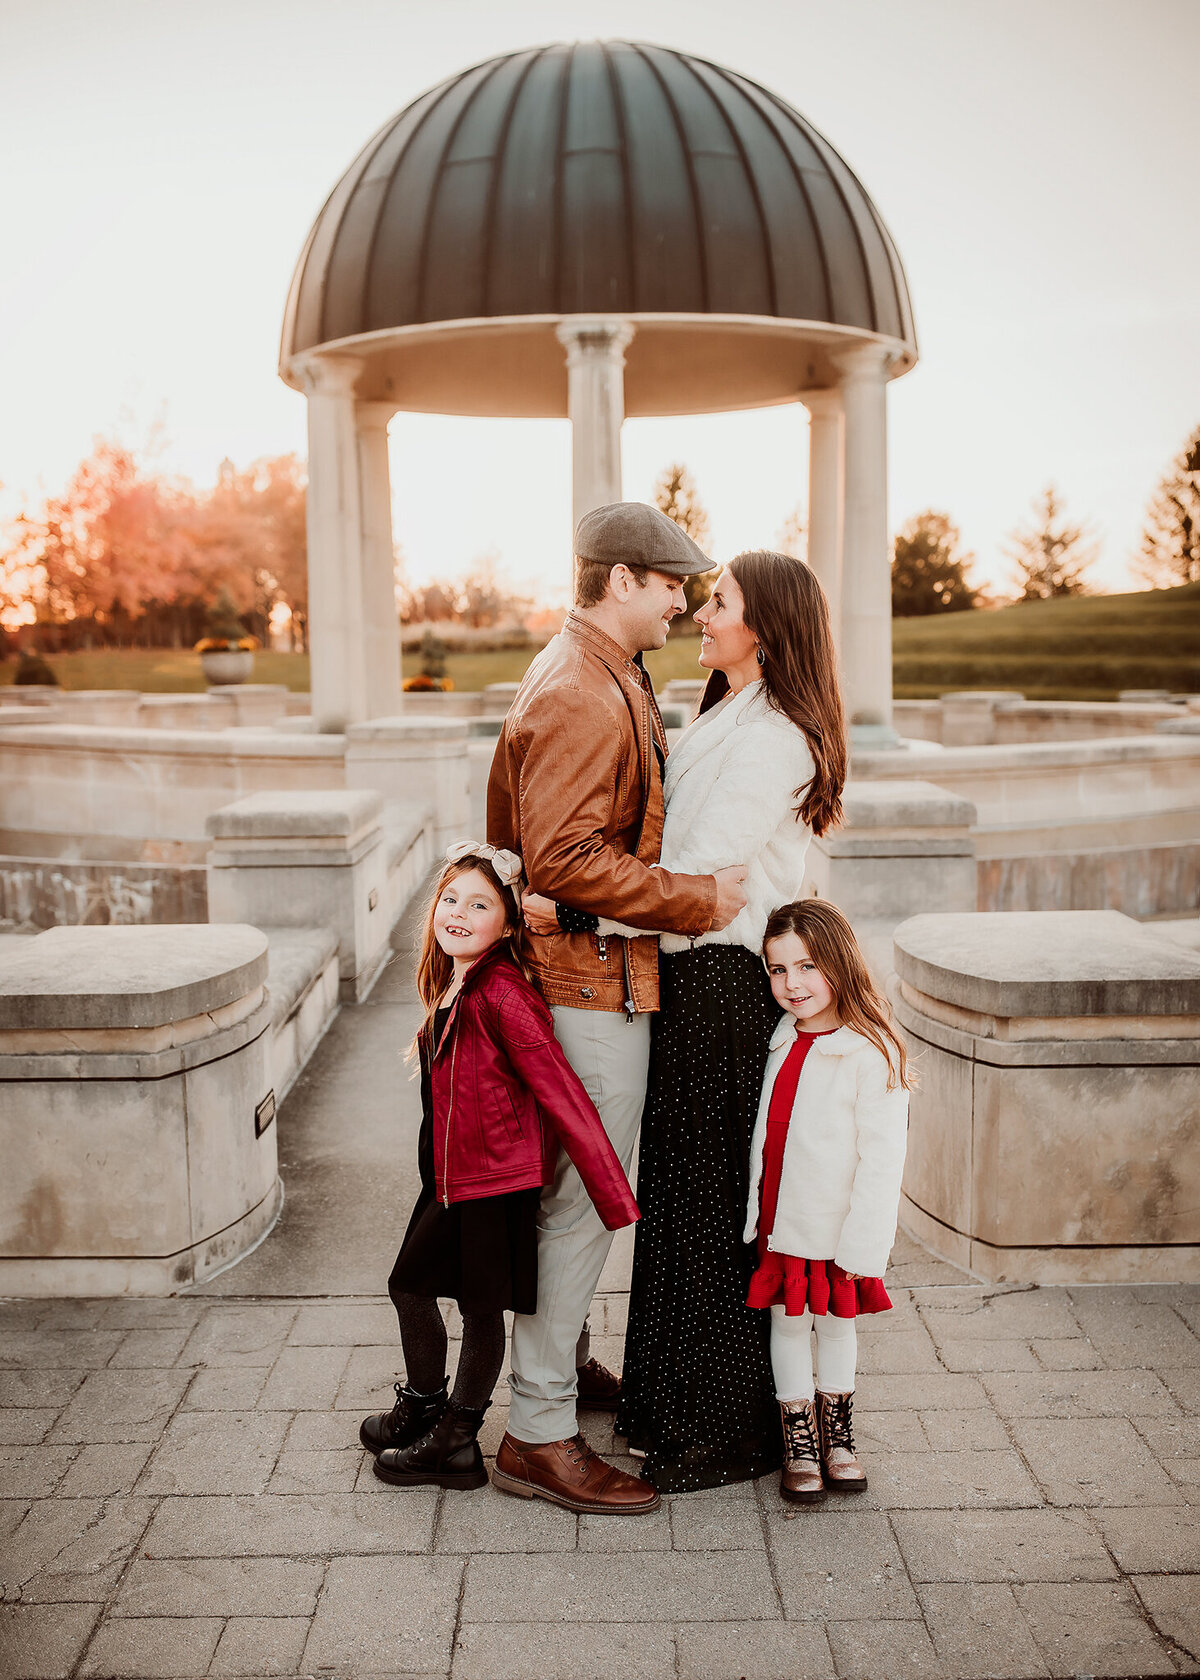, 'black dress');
388,1005,541,1315
615,944,784,1491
